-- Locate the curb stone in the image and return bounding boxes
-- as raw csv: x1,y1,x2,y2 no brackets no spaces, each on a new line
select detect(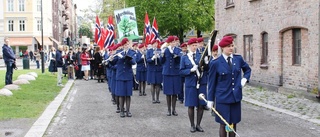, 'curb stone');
24,80,74,137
